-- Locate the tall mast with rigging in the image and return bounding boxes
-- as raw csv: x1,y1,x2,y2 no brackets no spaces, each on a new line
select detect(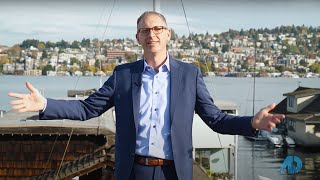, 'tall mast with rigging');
153,0,160,12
